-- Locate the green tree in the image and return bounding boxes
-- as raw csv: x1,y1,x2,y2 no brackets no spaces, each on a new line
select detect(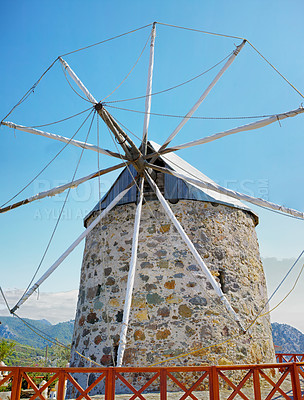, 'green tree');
49,343,71,367
0,339,16,362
